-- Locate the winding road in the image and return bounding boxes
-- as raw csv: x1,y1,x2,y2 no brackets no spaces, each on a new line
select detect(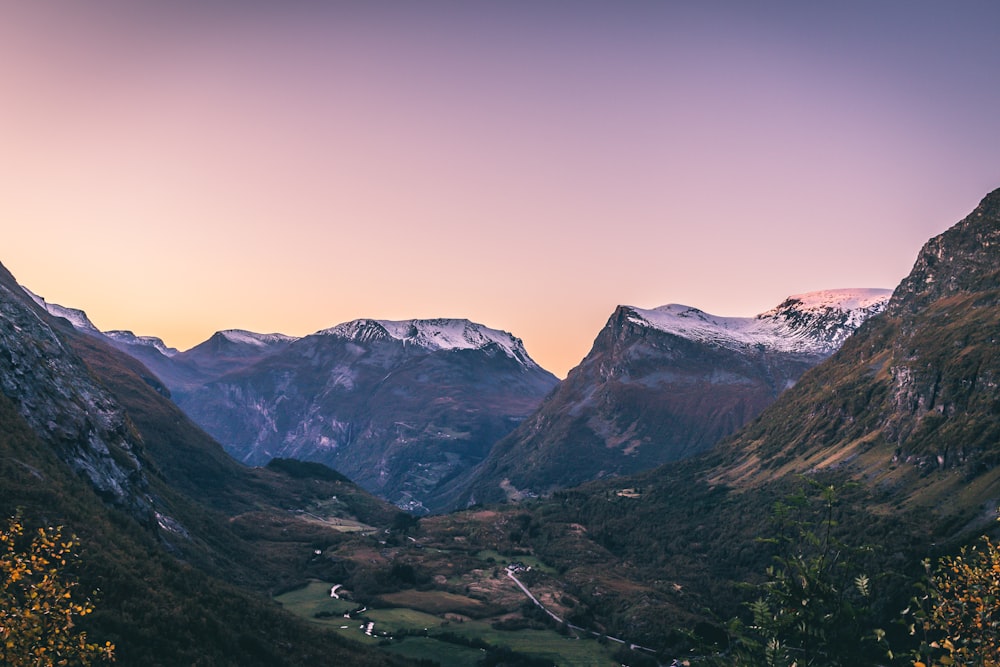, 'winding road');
504,568,656,654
